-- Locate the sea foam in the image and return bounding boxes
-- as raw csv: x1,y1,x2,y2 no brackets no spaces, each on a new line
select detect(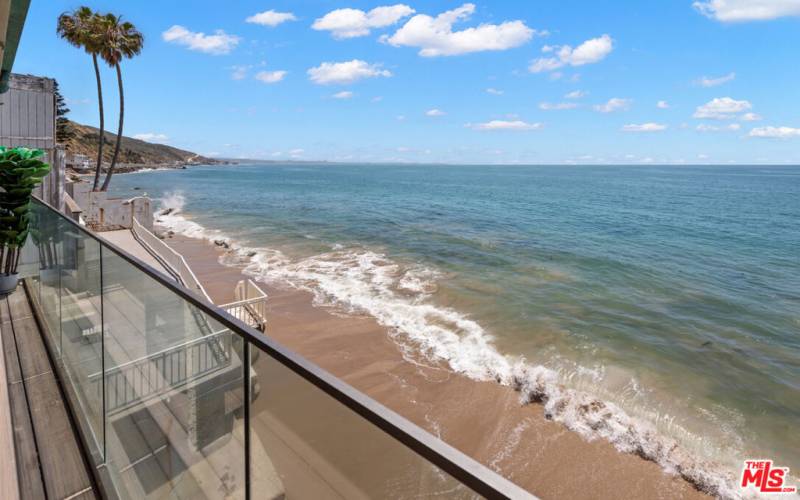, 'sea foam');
155,192,750,499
